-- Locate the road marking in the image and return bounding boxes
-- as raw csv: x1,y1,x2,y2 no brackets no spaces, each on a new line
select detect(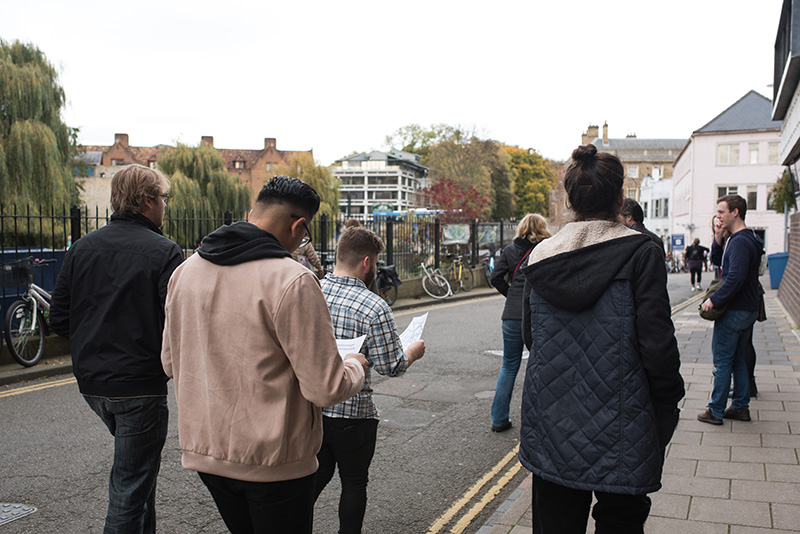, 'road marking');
426,444,520,534
0,377,76,398
450,460,522,533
